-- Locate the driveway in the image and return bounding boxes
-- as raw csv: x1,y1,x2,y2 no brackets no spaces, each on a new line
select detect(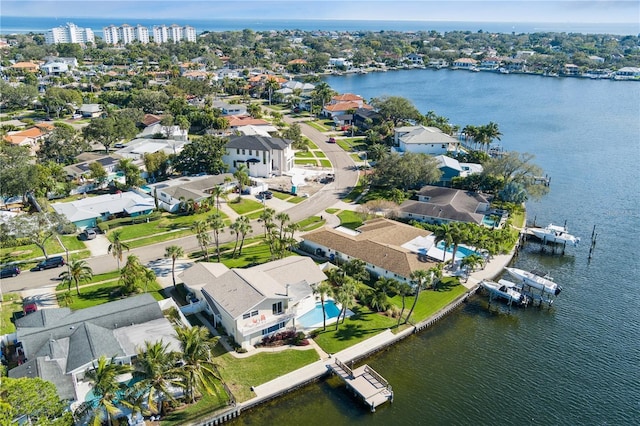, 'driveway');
21,284,59,309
